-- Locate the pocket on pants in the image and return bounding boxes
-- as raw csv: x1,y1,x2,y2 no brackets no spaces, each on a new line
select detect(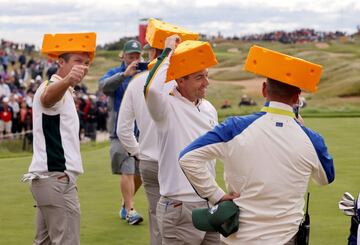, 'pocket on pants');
31,178,66,207
158,201,183,238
